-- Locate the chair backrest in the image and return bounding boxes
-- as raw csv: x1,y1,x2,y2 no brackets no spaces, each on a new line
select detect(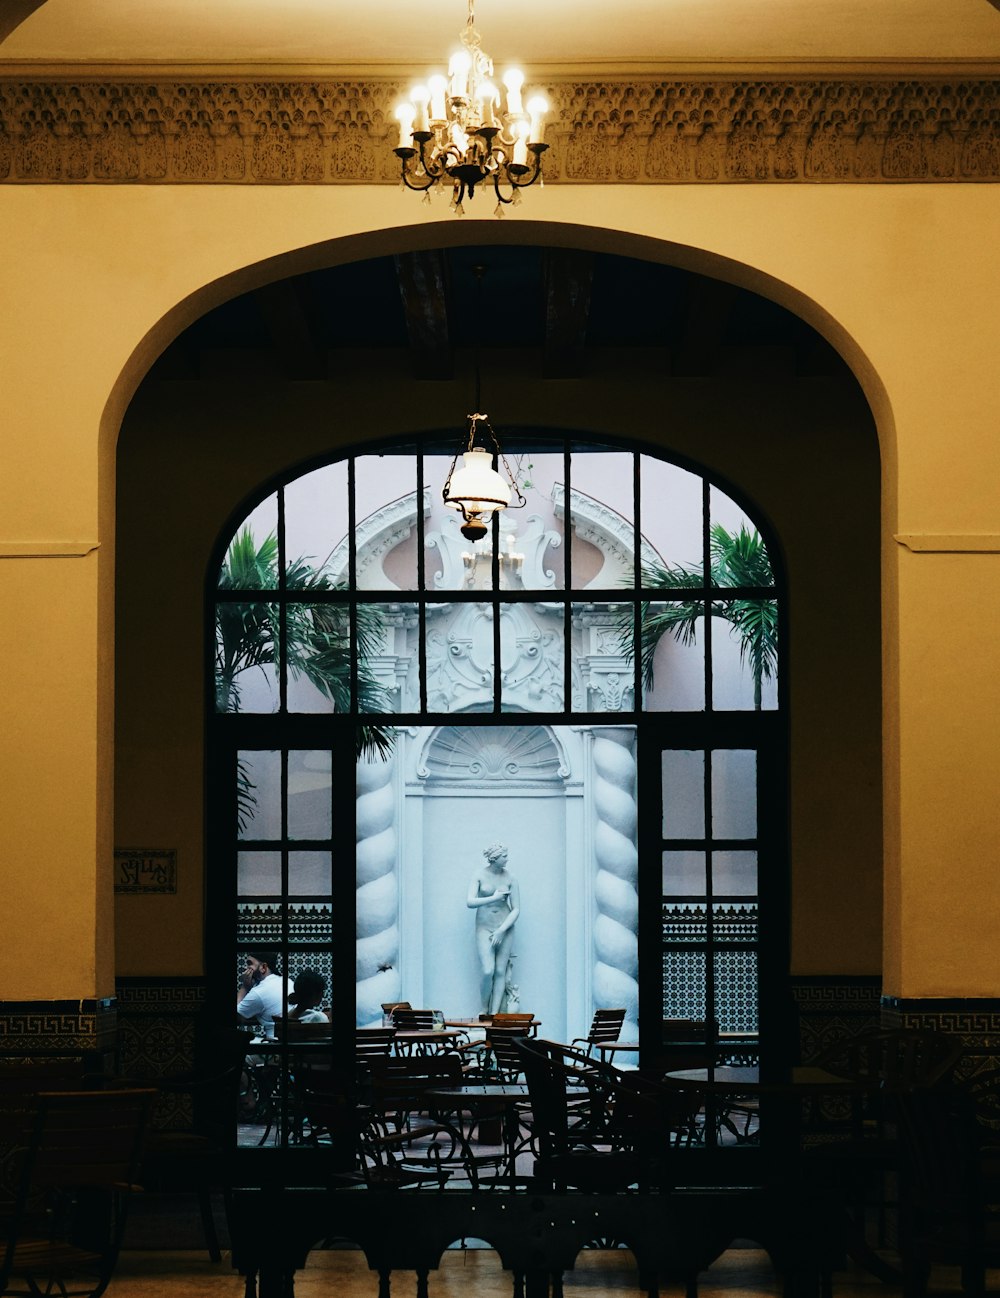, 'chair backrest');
392,1008,437,1031
491,1012,535,1028
355,1028,396,1060
380,1002,411,1019
816,1028,963,1090
26,1089,155,1191
486,1024,532,1080
368,1054,463,1117
657,1018,719,1071
513,1039,571,1160
586,1008,626,1044
272,1016,333,1043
